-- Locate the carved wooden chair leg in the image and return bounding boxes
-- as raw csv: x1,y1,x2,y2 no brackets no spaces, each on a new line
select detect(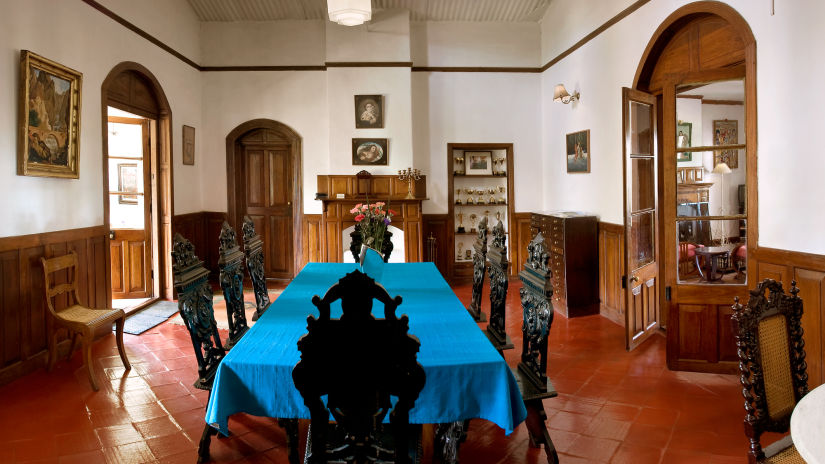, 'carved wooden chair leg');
434,421,465,464
524,399,558,464
83,338,99,391
197,424,219,464
277,418,300,464
114,317,131,370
